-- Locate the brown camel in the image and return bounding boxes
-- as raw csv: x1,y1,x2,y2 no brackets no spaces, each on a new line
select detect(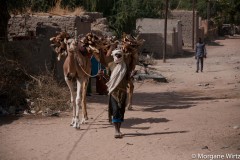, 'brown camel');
121,34,144,110
50,33,91,129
